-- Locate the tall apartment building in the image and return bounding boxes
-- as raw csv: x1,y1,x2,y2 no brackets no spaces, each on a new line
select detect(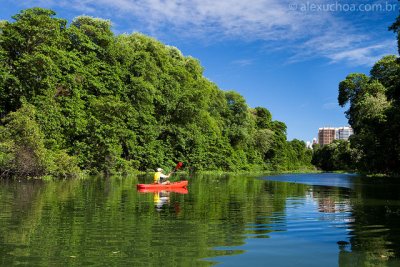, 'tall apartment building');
335,126,354,140
318,127,336,146
318,126,353,146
